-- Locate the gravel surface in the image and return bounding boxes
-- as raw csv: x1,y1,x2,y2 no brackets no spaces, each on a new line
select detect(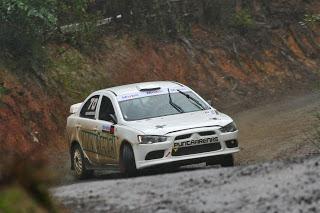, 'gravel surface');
52,91,320,212
53,156,320,213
